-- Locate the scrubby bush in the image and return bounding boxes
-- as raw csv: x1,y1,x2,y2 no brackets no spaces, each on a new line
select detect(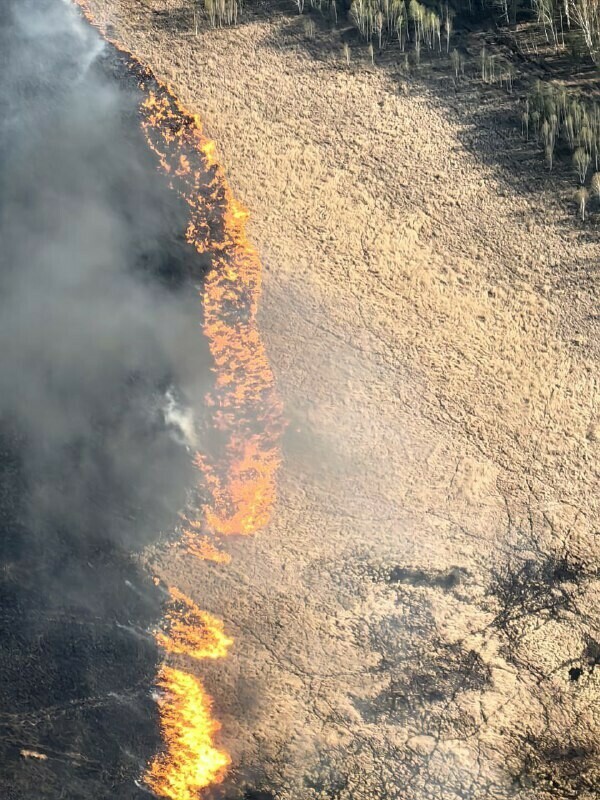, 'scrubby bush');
525,82,600,175
450,46,461,76
480,47,515,90
575,186,589,219
573,146,591,183
522,81,600,215
349,0,441,51
204,0,242,26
